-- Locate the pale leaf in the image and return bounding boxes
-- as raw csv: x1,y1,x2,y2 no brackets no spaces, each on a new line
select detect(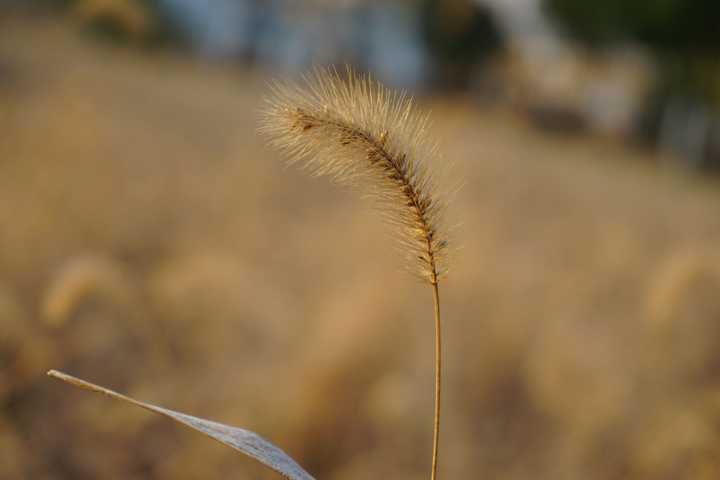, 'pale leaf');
47,370,315,480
